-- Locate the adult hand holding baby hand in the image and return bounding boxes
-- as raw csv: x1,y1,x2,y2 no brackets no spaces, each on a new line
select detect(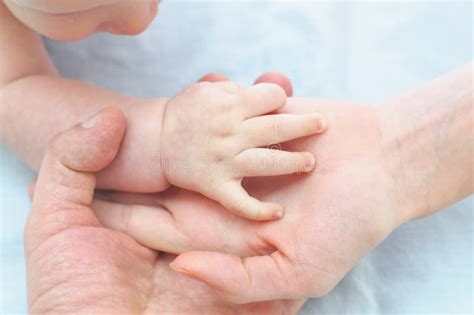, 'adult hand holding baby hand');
95,98,404,303
28,64,471,309
101,64,473,304
24,94,303,315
